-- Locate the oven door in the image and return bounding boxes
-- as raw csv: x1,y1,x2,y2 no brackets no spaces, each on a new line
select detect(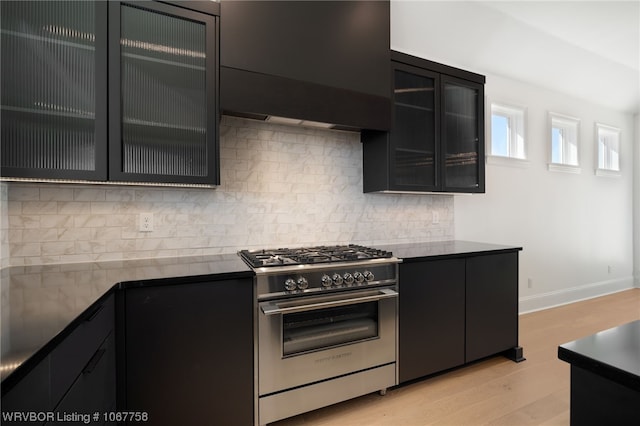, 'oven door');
258,286,398,396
